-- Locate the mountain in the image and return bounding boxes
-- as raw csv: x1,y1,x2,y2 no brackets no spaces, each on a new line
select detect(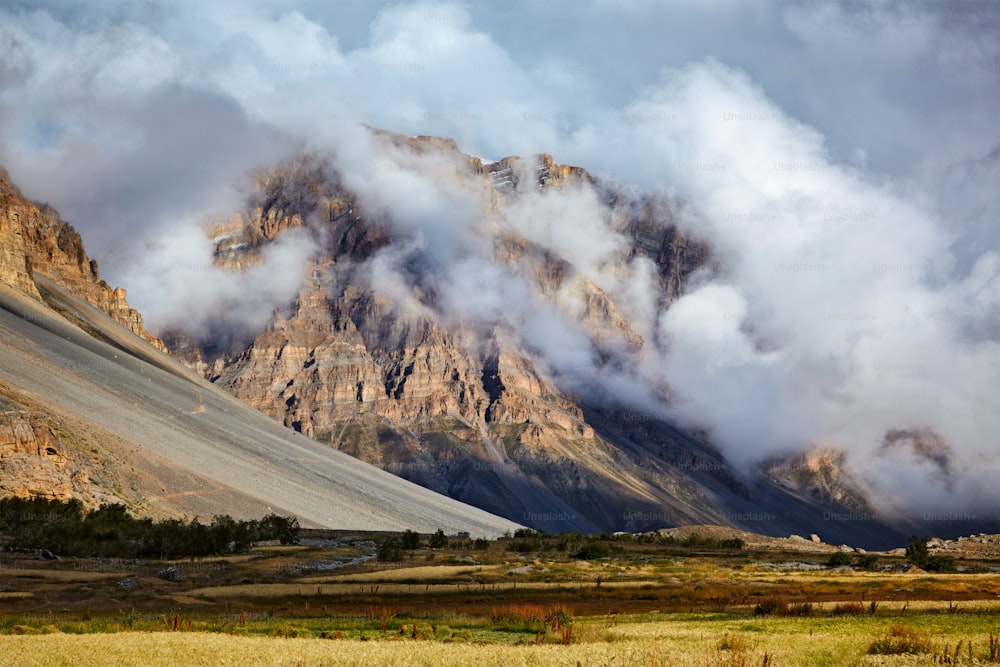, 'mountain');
160,133,918,548
0,166,521,537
